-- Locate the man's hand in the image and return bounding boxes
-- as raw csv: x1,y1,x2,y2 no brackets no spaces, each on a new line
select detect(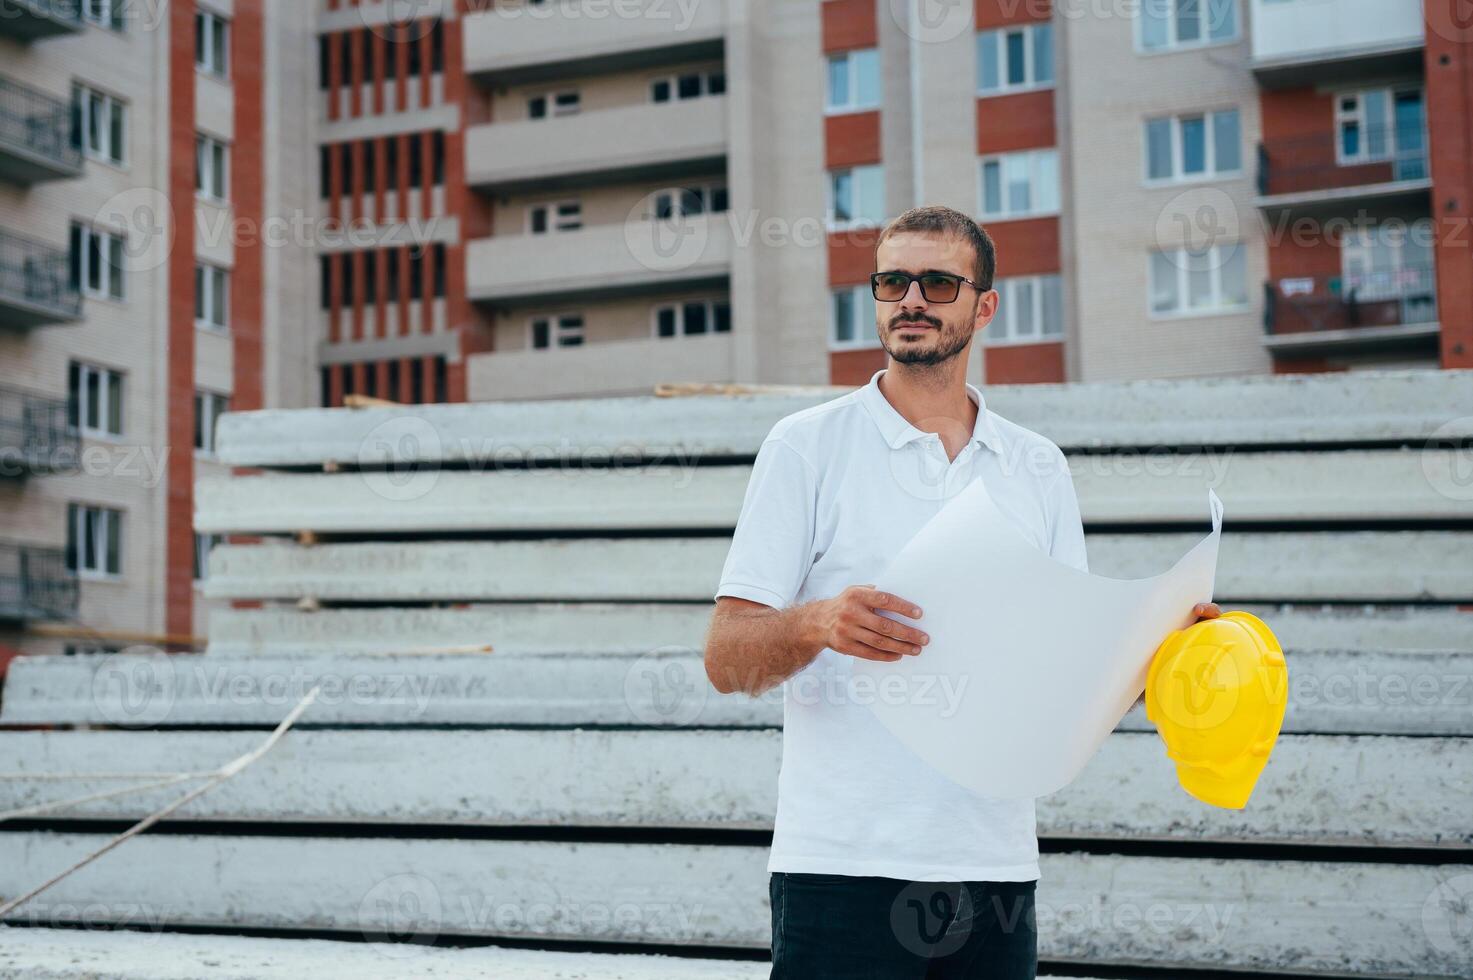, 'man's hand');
1191,601,1222,623
803,584,929,663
